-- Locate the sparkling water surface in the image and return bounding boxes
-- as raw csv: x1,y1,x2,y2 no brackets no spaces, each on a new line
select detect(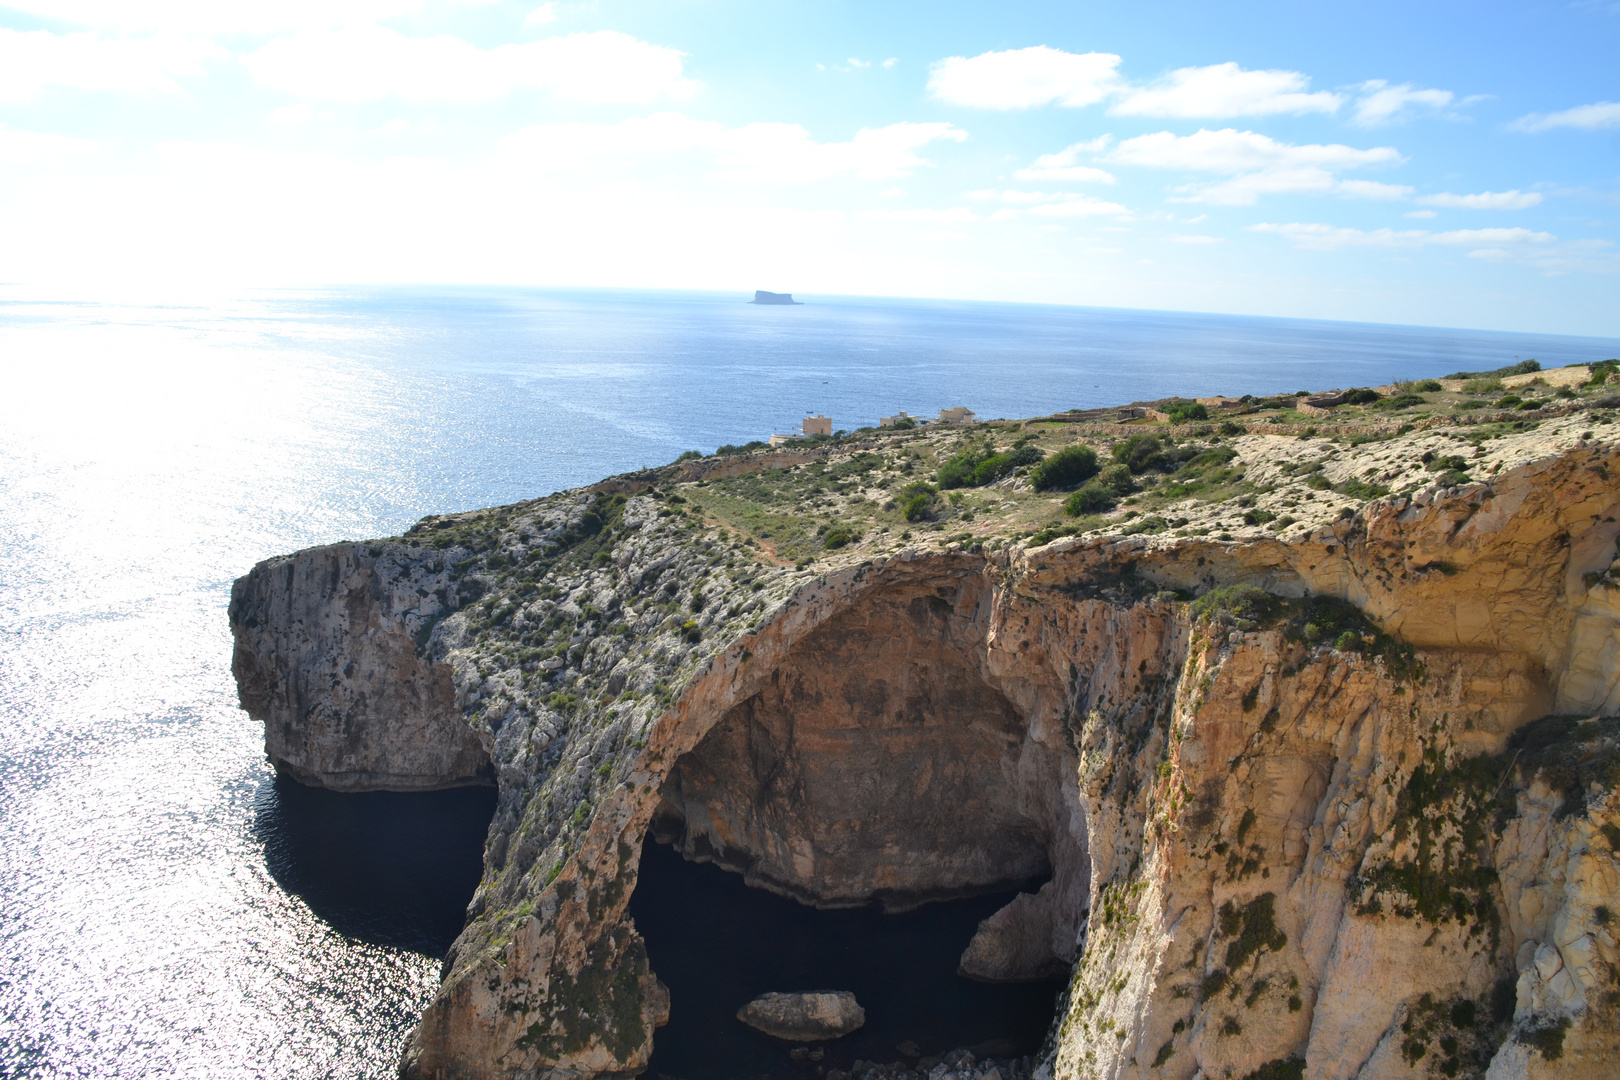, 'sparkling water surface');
3,287,1617,1079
